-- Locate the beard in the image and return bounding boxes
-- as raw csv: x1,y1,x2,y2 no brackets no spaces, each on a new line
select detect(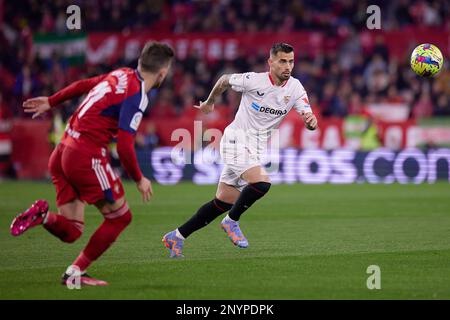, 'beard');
280,72,291,80
152,74,164,89
152,81,162,89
